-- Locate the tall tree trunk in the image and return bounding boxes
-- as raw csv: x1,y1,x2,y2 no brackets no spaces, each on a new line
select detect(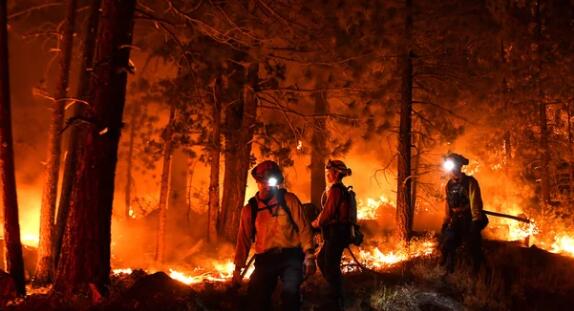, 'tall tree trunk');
54,0,136,295
568,101,573,209
35,0,78,285
310,87,328,210
207,77,222,242
535,0,551,206
500,40,512,174
124,103,138,219
0,1,26,295
155,105,175,264
219,63,258,242
396,0,413,242
168,148,188,233
54,0,101,269
411,139,420,228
